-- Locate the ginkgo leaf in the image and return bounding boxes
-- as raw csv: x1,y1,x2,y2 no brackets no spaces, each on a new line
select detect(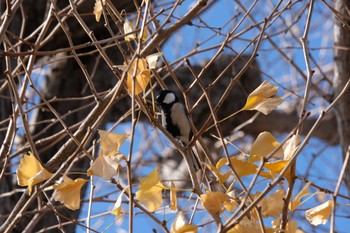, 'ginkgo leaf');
127,68,151,95
171,212,198,233
305,200,334,226
206,163,231,185
249,131,284,162
257,189,285,217
87,153,125,179
272,217,300,233
224,190,237,212
283,134,301,160
16,152,53,194
135,167,165,212
53,176,88,210
242,80,282,115
98,130,129,156
289,182,311,211
93,0,105,22
170,182,178,211
264,160,292,183
111,185,128,216
227,218,266,233
217,157,270,178
146,52,163,69
200,191,229,215
123,19,136,41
